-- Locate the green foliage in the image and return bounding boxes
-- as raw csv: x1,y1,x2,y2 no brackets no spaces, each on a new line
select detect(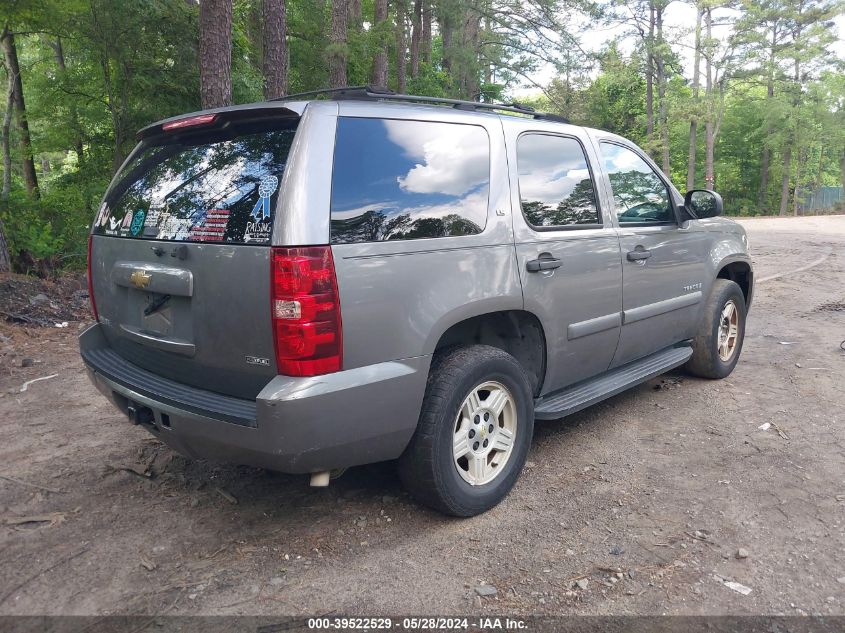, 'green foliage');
1,0,844,275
